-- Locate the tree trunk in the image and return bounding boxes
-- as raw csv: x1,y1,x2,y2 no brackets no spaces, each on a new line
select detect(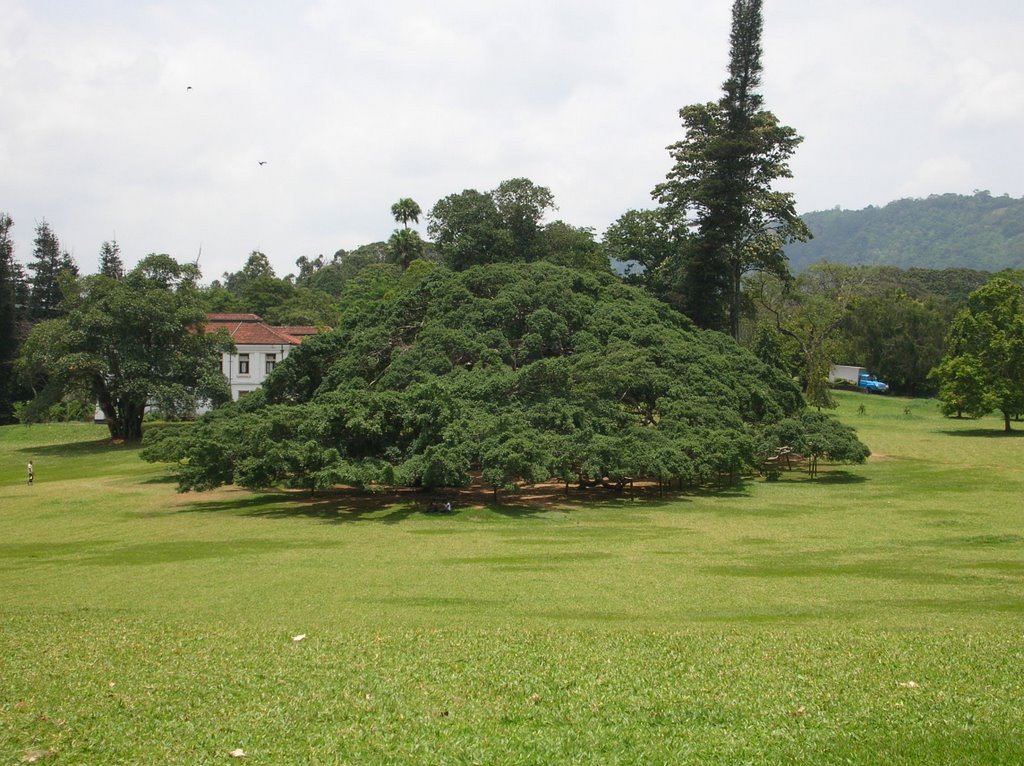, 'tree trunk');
1004,410,1012,433
729,259,742,341
104,399,146,442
